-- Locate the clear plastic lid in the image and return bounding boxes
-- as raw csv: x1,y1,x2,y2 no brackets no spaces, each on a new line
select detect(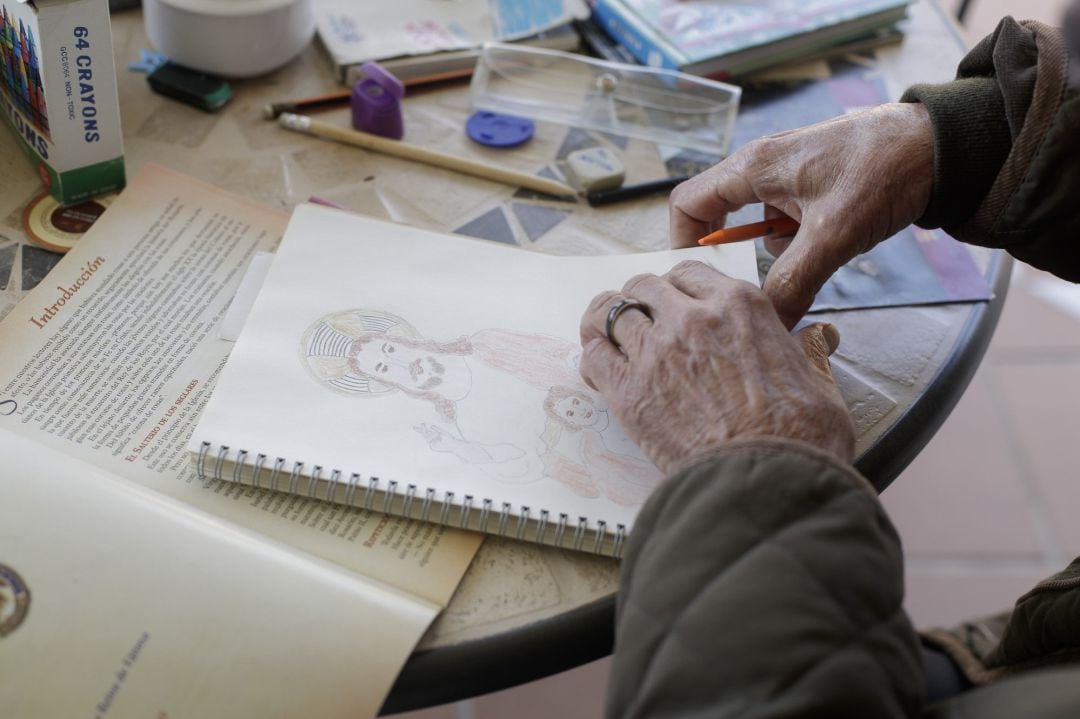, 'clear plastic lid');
471,43,741,155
